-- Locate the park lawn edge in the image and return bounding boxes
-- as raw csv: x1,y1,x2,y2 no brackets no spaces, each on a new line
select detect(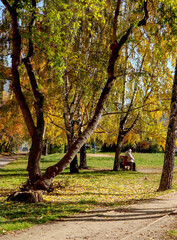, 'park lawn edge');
0,153,177,235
